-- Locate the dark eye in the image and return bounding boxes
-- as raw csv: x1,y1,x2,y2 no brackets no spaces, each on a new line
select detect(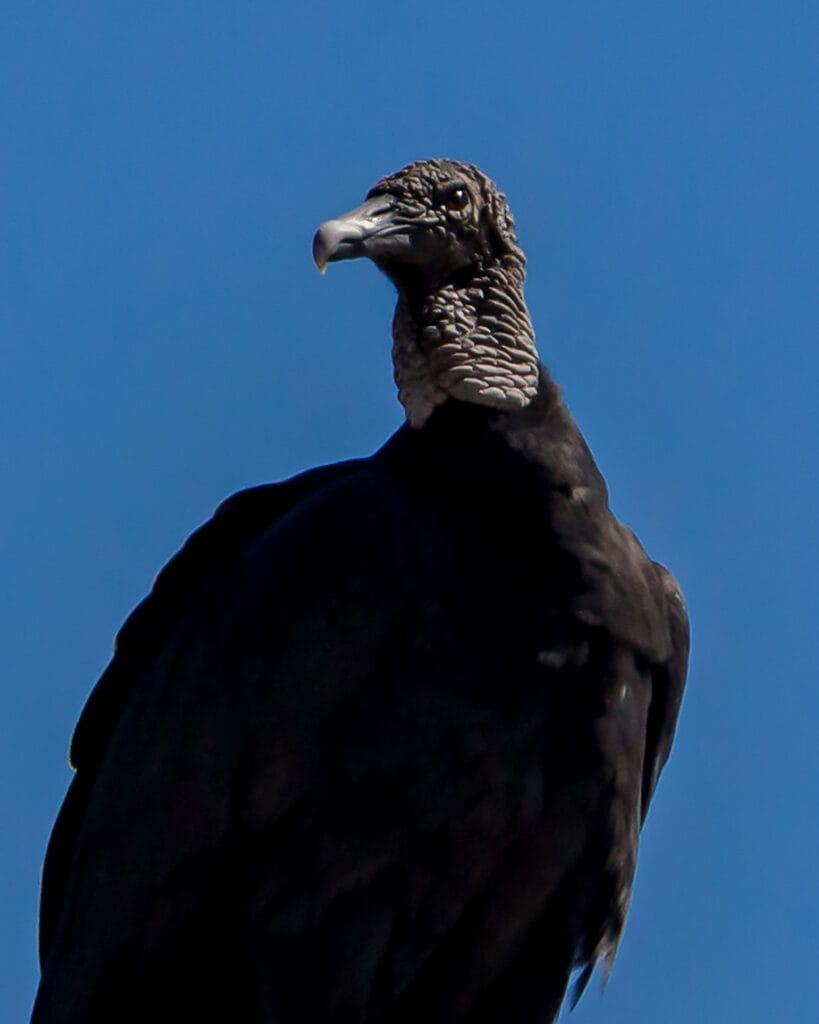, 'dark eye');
444,188,471,214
